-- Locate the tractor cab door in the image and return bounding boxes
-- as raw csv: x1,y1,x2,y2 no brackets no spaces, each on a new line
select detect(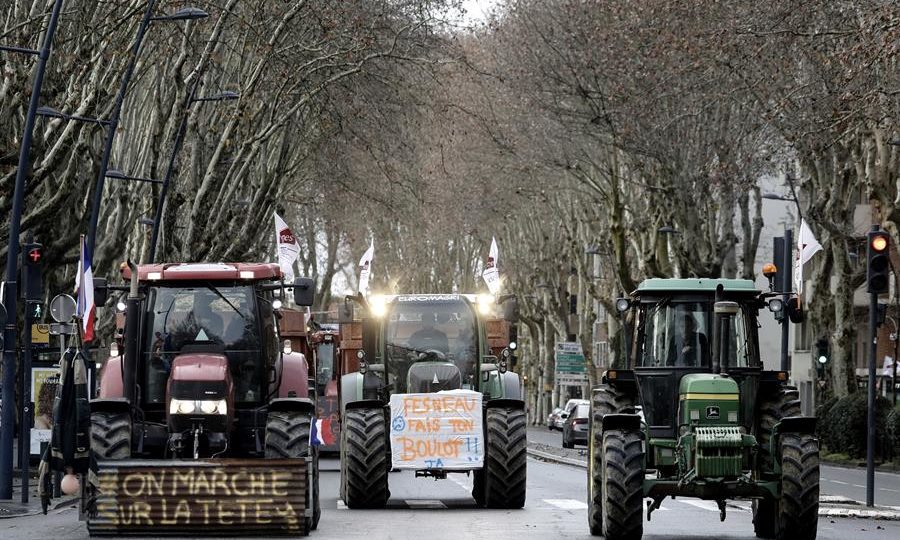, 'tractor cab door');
631,298,713,438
